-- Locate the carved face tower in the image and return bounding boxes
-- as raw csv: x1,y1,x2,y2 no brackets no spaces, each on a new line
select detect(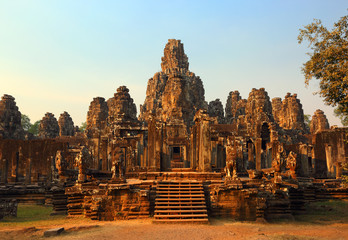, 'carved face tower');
140,39,207,128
